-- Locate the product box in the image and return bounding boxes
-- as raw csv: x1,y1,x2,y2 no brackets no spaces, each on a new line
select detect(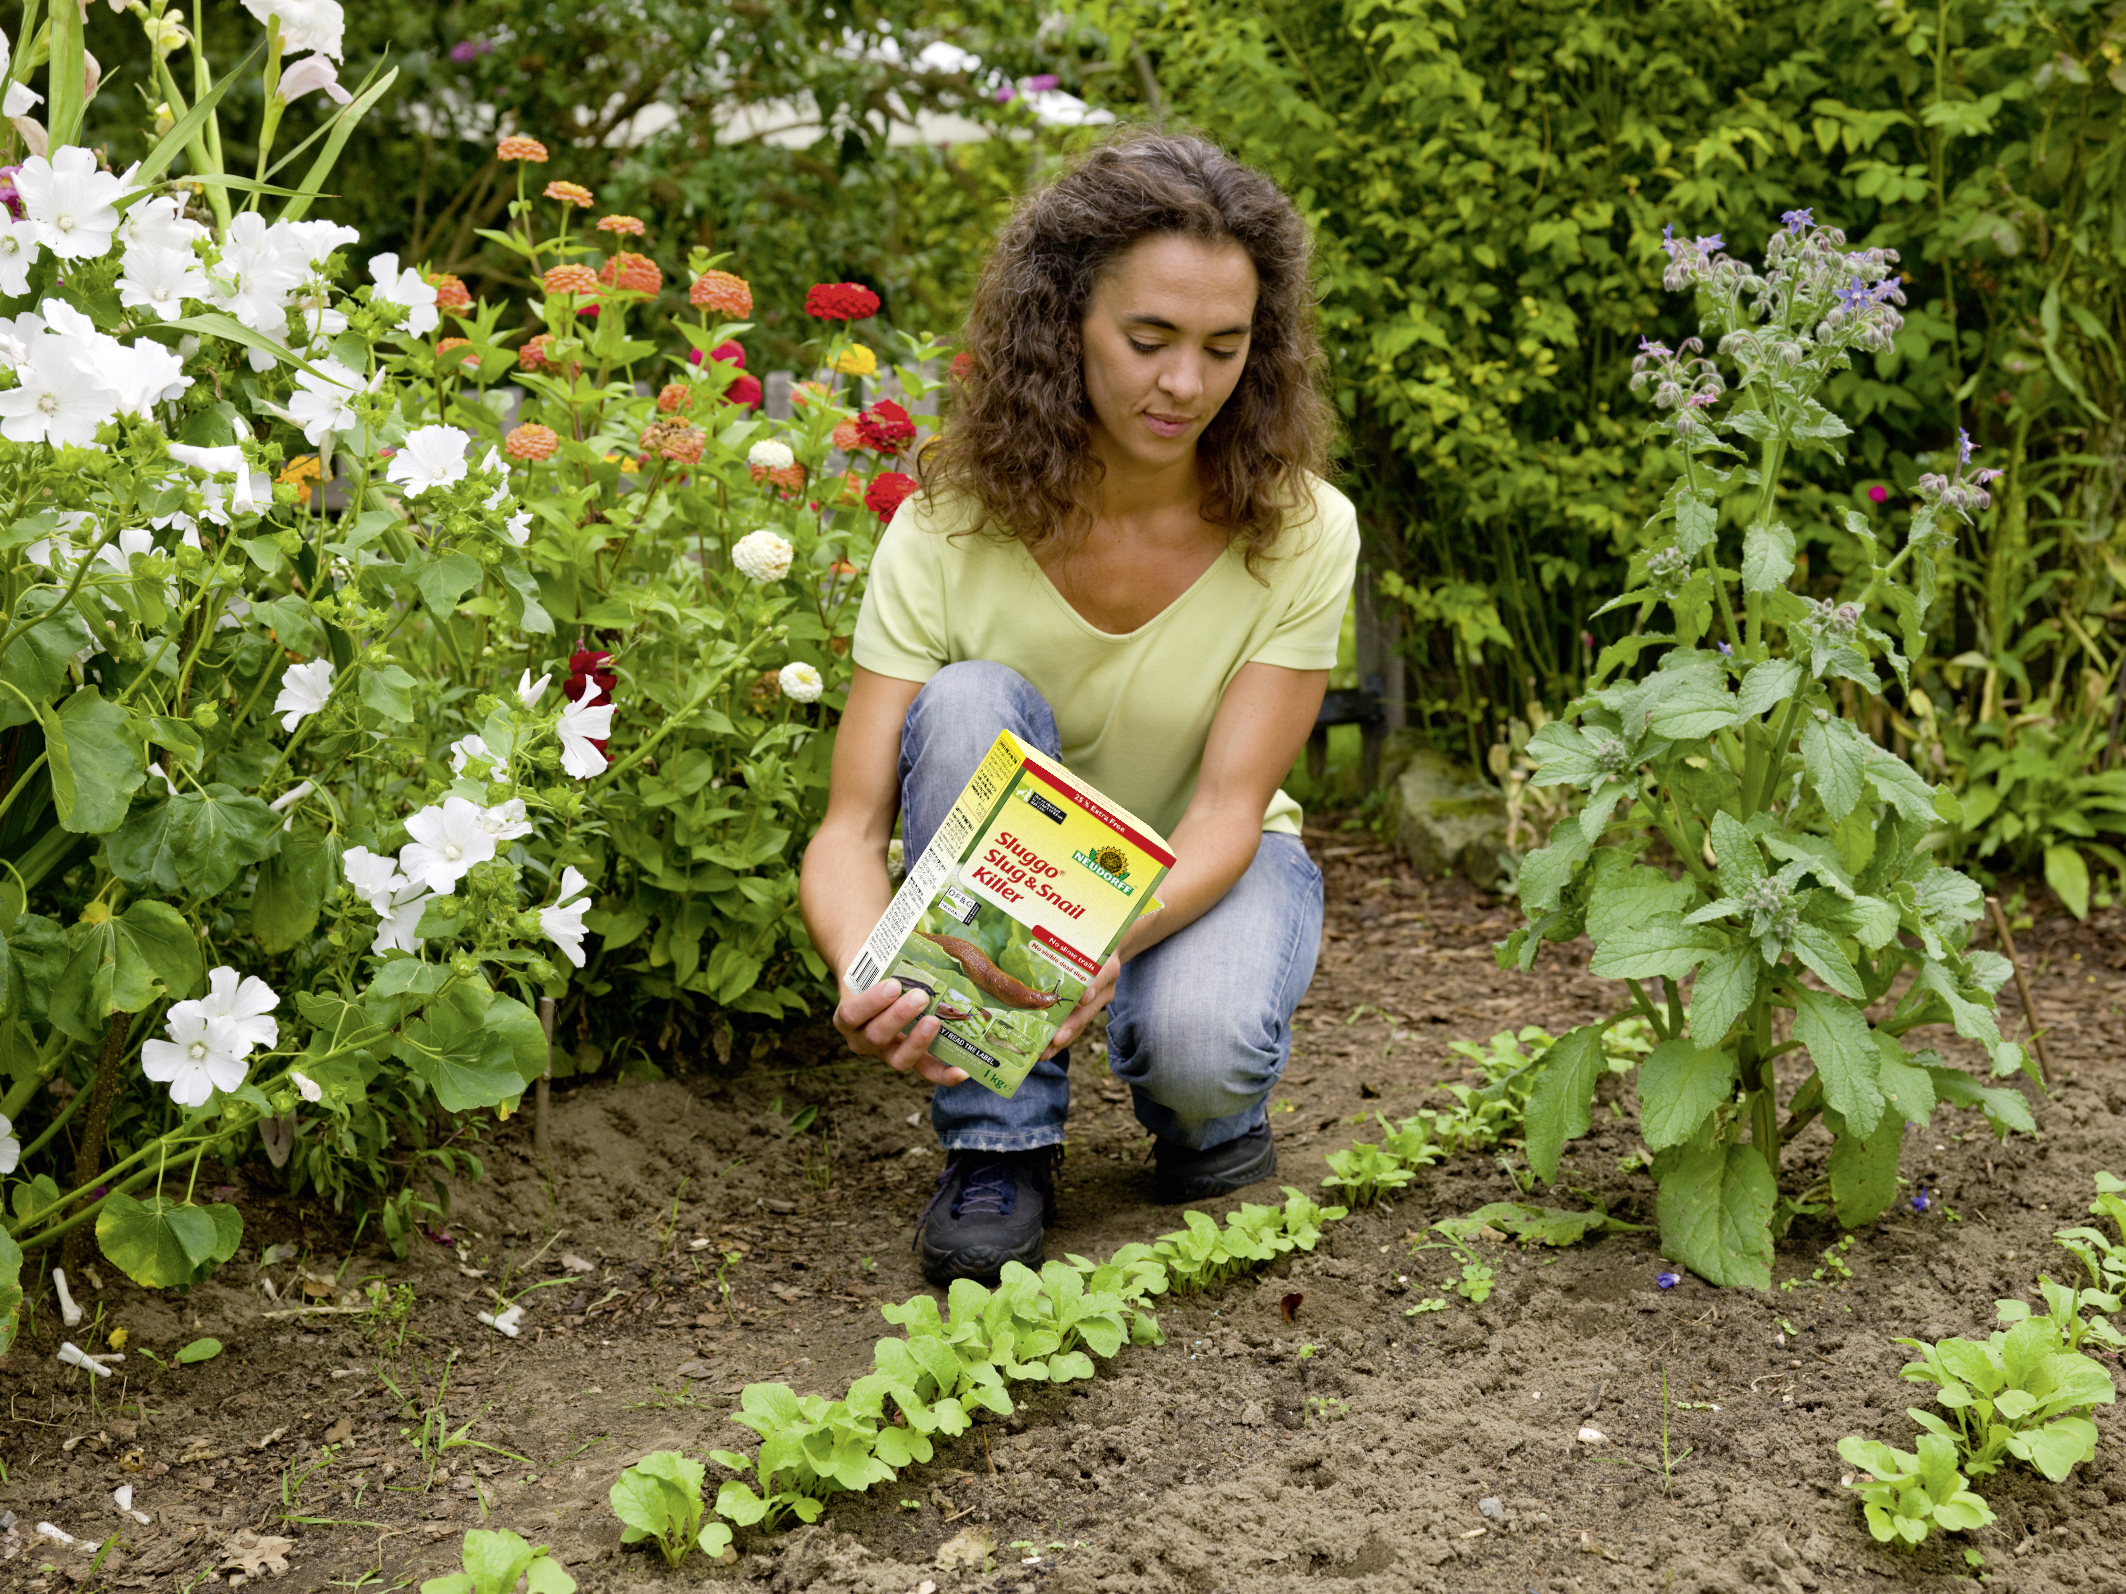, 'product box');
844,730,1175,1098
